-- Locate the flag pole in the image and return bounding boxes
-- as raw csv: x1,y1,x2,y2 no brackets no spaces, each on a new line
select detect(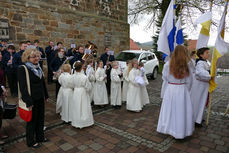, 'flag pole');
206,0,214,126
206,0,229,126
